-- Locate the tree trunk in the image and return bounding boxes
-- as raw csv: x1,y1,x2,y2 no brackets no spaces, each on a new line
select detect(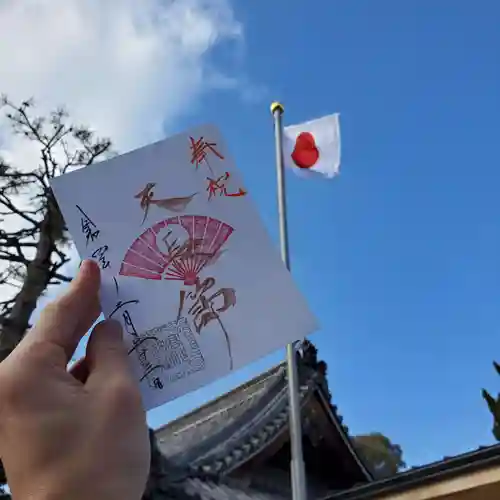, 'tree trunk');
0,211,55,362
